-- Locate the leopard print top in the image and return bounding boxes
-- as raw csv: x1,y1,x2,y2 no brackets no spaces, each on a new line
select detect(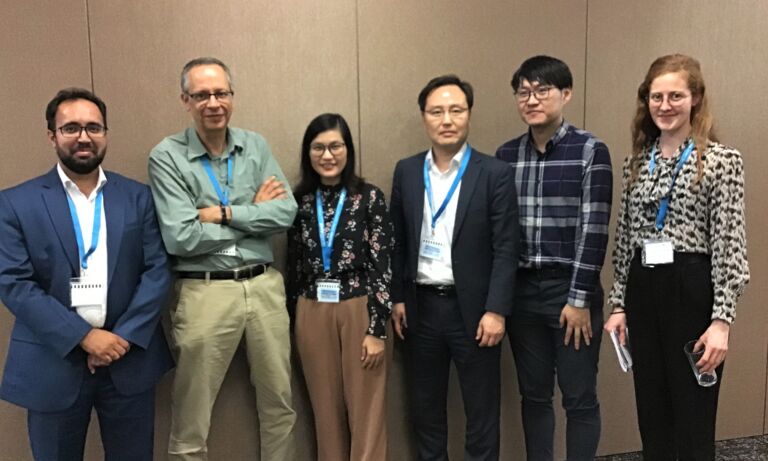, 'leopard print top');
608,140,749,323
